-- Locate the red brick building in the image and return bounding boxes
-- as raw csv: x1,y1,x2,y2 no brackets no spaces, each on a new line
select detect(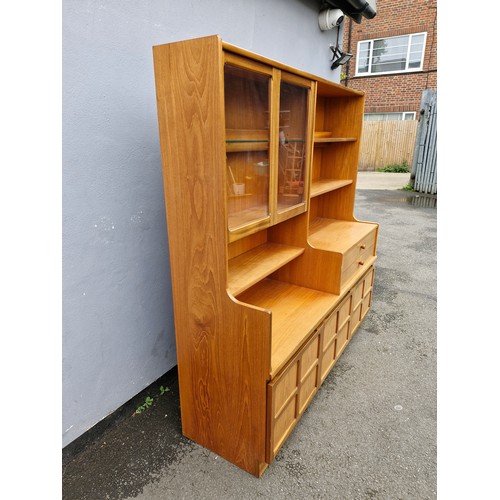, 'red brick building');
341,0,437,120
